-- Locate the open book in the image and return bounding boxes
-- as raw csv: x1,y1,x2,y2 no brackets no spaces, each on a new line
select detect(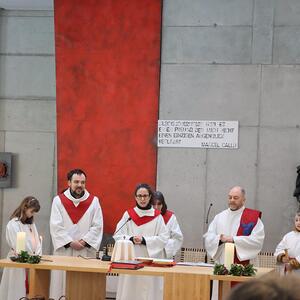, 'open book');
135,257,175,266
176,262,214,267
